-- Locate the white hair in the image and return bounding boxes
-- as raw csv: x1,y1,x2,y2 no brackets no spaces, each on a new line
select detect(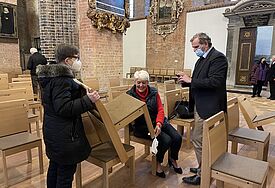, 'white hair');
134,70,149,81
30,47,38,54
